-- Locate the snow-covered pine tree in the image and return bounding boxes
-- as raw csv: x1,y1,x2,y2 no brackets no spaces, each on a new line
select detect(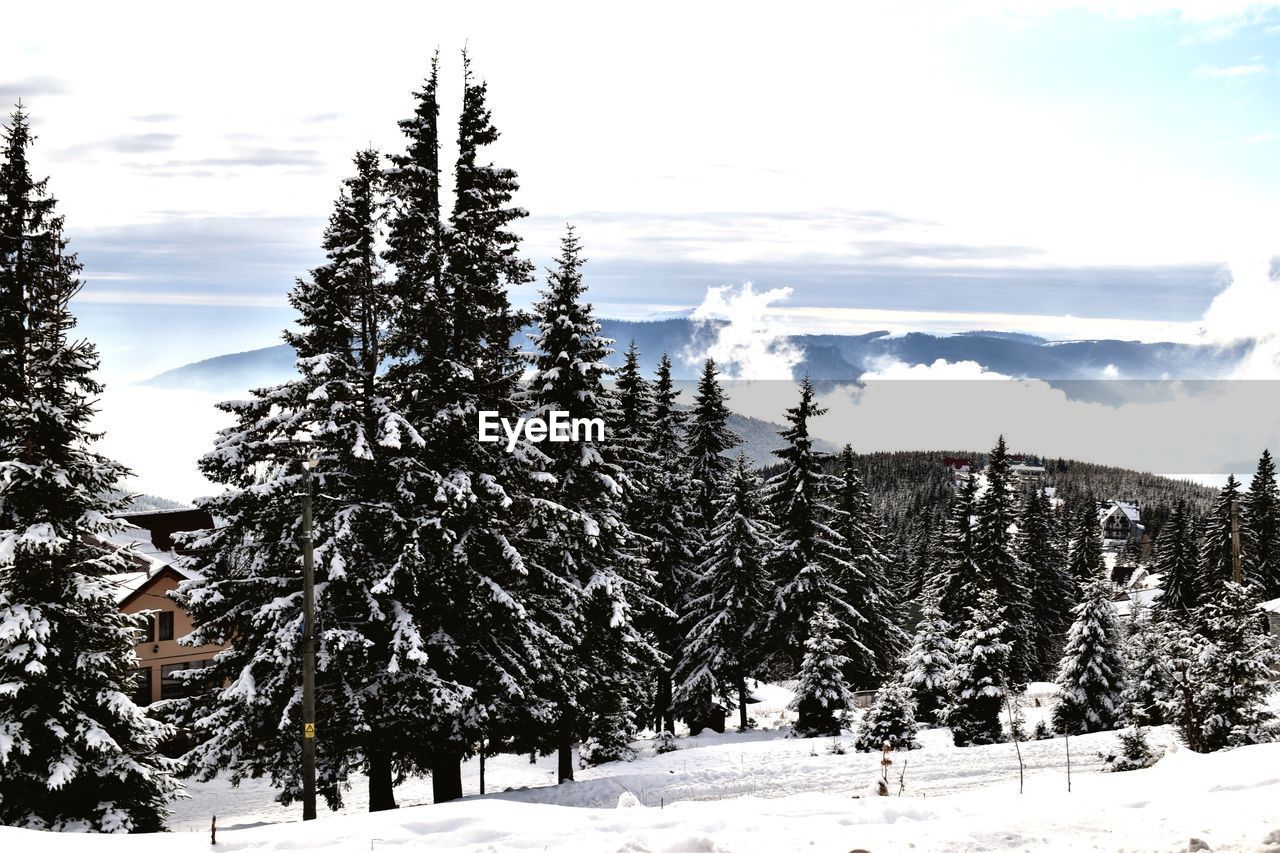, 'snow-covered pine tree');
0,106,178,831
1153,499,1201,615
685,358,740,536
1121,602,1168,726
414,54,559,798
1185,581,1278,751
834,445,907,689
1017,487,1074,679
766,379,871,707
672,452,777,732
1197,476,1243,593
1243,449,1280,601
972,436,1033,686
943,590,1010,747
1052,575,1127,735
636,353,696,733
789,604,855,738
173,151,467,813
931,473,981,629
525,228,658,770
853,678,920,753
1066,498,1106,589
900,601,955,726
